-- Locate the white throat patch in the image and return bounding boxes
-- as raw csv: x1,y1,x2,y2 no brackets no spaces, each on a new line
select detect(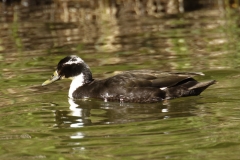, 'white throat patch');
65,56,84,65
69,73,85,98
